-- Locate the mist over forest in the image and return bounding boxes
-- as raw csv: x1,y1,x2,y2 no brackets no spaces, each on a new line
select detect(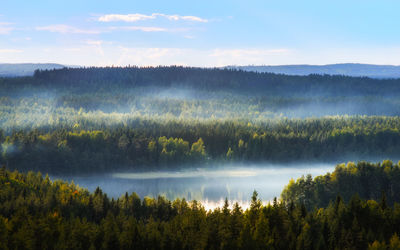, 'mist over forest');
1,66,400,175
4,0,400,247
3,66,400,249
2,66,400,174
